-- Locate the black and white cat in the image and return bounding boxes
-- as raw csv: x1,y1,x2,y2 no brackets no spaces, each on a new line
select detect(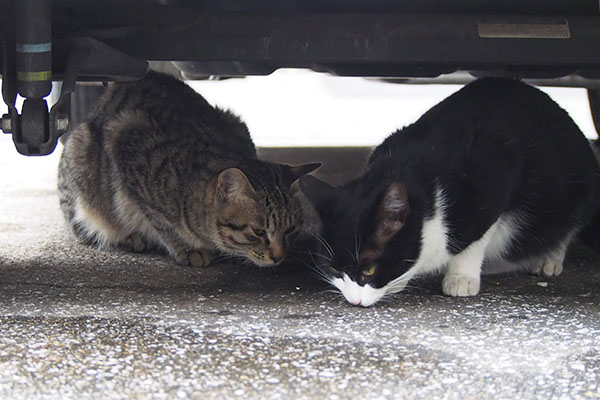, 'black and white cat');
301,78,600,307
